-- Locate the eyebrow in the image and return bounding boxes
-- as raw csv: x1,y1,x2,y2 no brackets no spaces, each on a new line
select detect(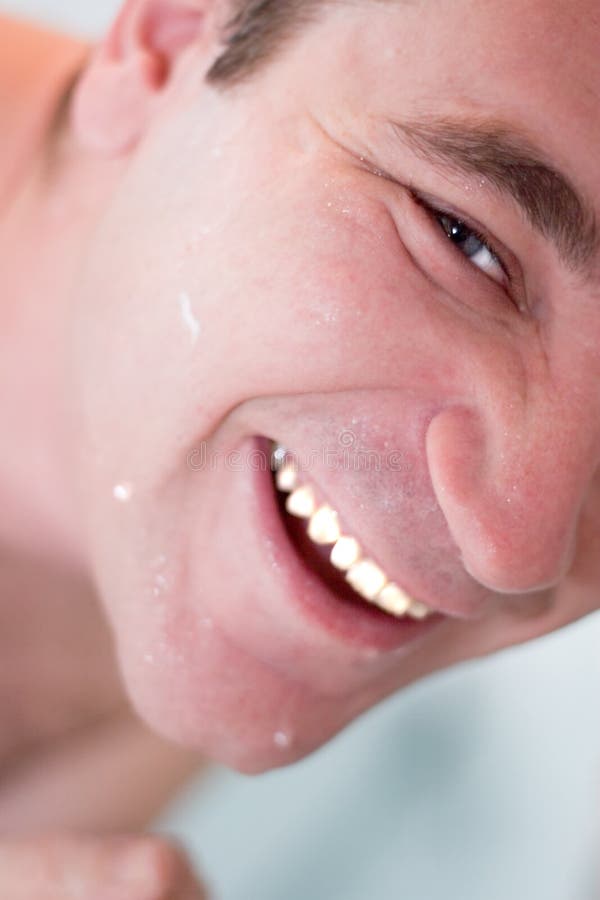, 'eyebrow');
388,115,599,278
